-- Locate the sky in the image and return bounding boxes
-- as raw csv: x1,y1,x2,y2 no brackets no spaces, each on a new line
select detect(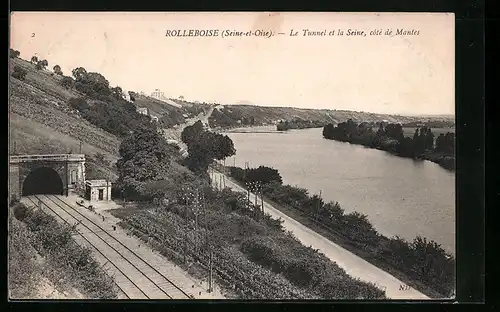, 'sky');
10,12,455,115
